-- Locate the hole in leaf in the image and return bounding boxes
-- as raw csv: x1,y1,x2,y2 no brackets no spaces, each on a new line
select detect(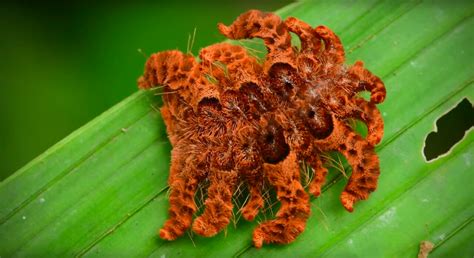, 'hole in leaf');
423,98,474,162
